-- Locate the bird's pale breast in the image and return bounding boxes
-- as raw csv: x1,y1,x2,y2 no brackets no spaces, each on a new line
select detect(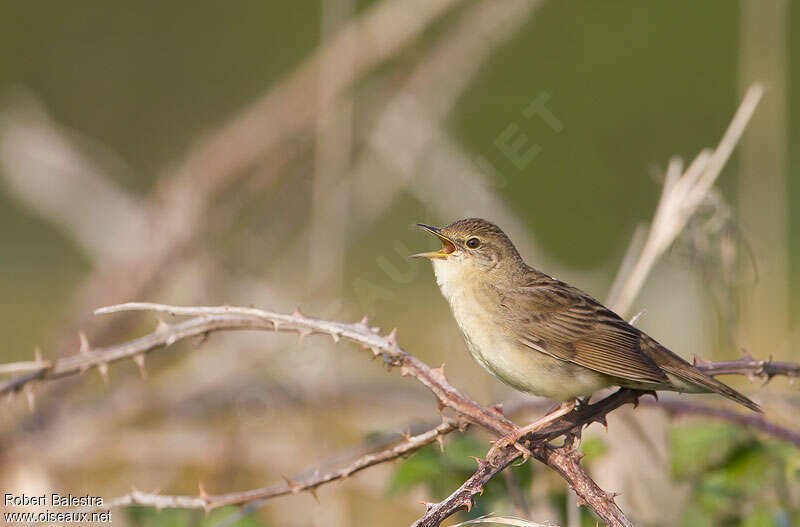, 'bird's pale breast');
432,258,611,400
